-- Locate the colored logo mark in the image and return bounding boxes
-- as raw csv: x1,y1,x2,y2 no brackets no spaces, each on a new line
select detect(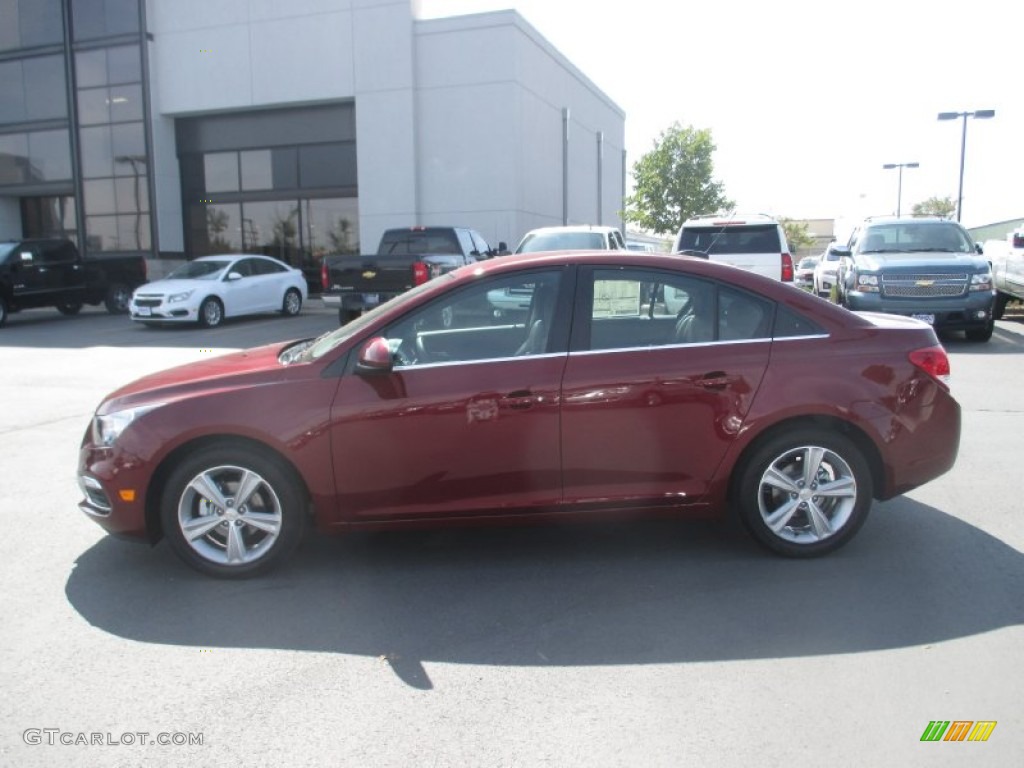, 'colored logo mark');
920,720,997,742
